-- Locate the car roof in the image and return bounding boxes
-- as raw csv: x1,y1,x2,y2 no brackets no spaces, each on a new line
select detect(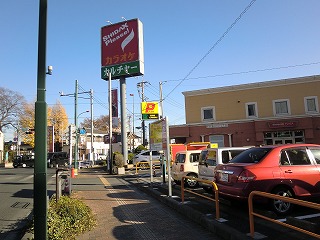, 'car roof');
255,143,320,149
